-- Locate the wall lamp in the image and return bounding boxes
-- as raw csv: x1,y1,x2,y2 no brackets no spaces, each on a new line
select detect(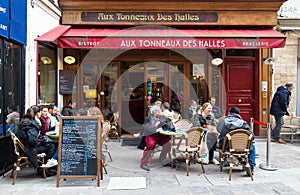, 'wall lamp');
41,56,52,65
64,56,76,65
263,57,277,64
